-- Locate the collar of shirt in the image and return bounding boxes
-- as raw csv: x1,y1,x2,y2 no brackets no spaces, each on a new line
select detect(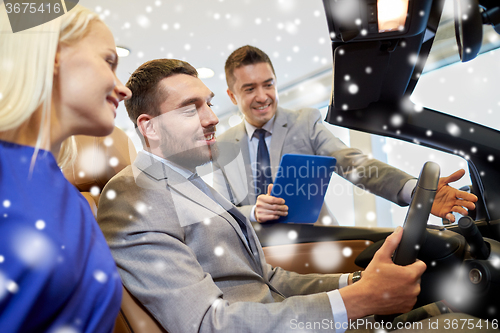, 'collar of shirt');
141,150,194,180
244,115,276,141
